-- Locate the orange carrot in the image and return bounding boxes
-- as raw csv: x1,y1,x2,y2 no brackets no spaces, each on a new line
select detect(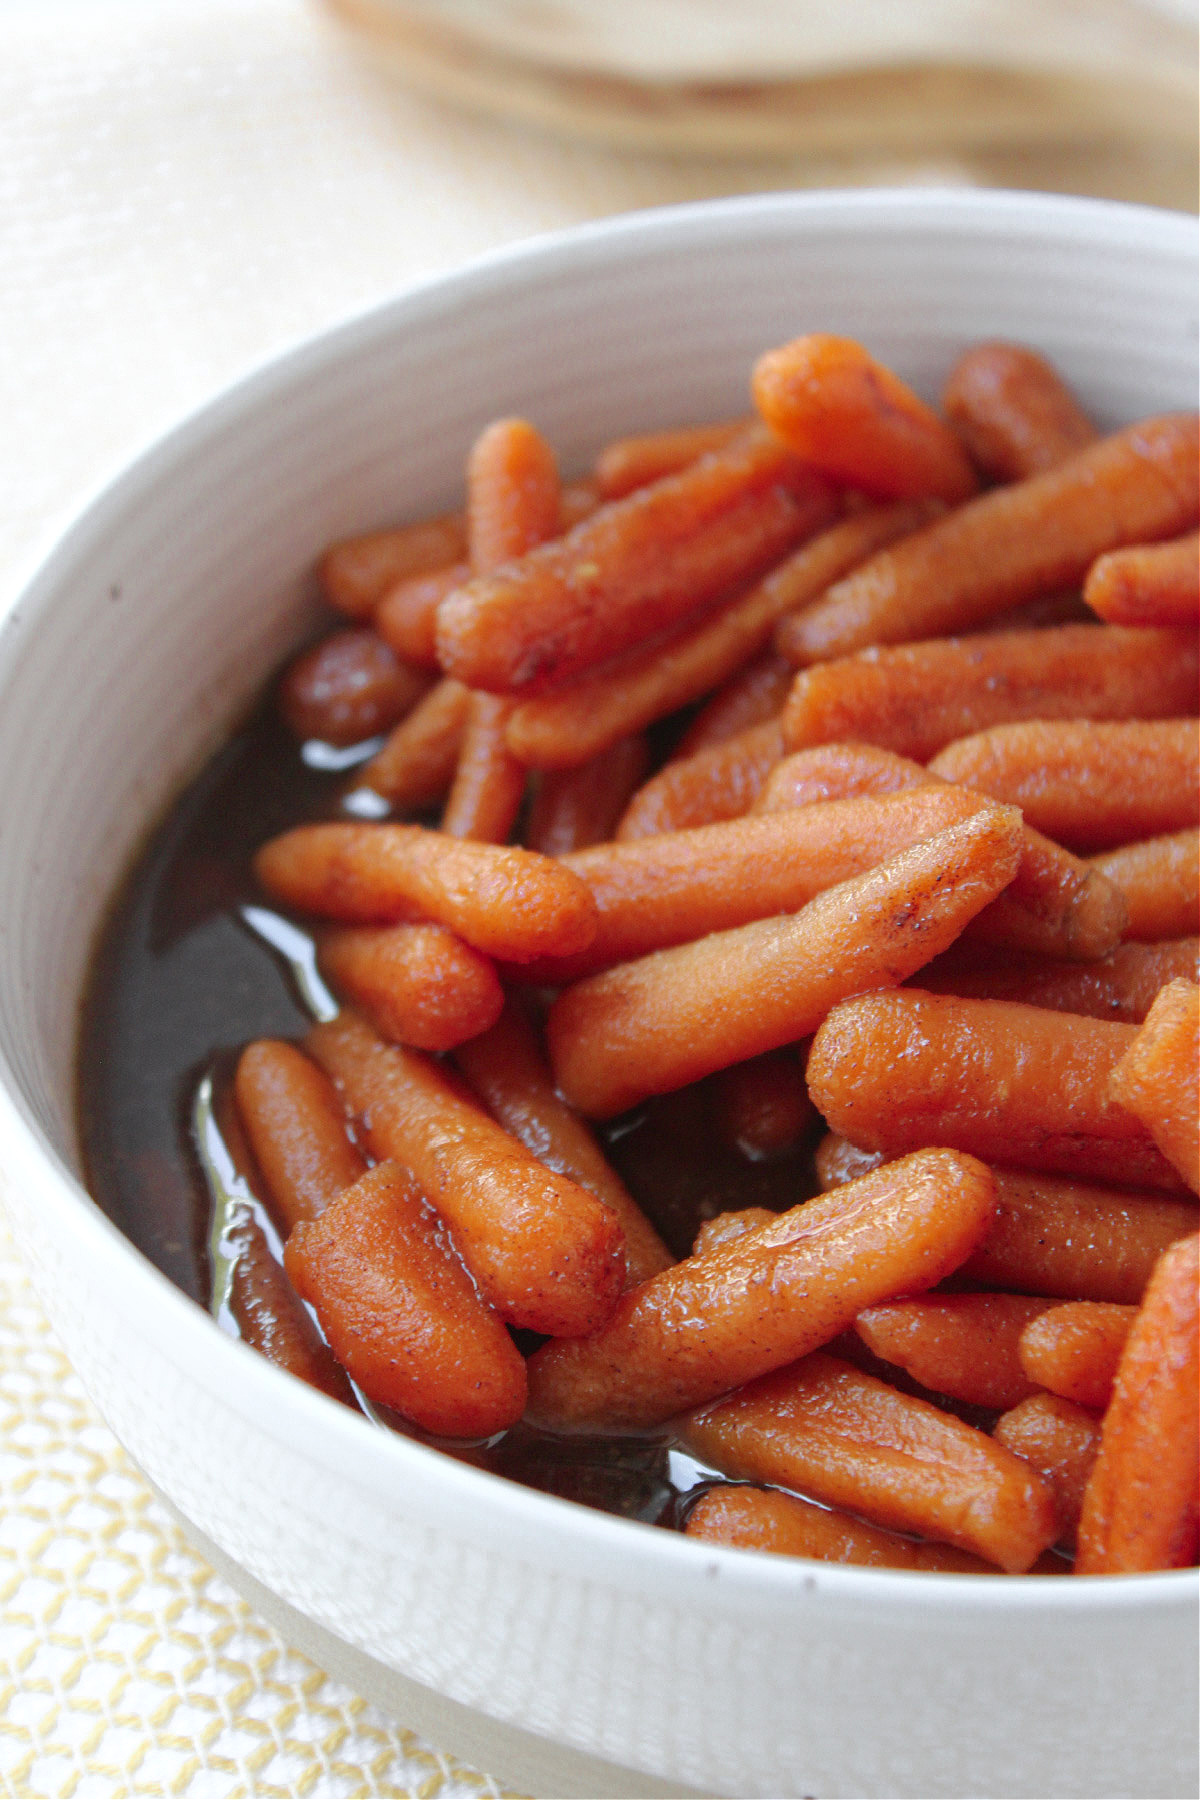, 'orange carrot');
319,513,467,619
593,418,748,498
781,414,1200,664
929,718,1200,853
548,806,1022,1118
615,720,782,839
941,341,1098,481
306,1011,626,1337
915,936,1199,1025
1084,531,1199,627
278,630,434,746
1109,978,1200,1190
781,625,1198,764
691,1207,777,1256
254,821,597,962
814,1133,885,1190
673,650,794,757
806,989,1188,1193
855,1292,1055,1411
680,1352,1055,1572
465,416,561,574
375,562,469,668
357,676,471,810
317,922,504,1051
452,999,672,1288
523,734,650,857
436,426,836,695
753,334,978,503
993,1393,1101,1548
226,1207,355,1405
233,1039,366,1231
525,1148,996,1430
1075,1232,1199,1573
684,1482,998,1573
1019,1302,1136,1410
754,741,937,812
713,1049,815,1162
284,1160,527,1435
440,693,526,841
1091,829,1199,942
